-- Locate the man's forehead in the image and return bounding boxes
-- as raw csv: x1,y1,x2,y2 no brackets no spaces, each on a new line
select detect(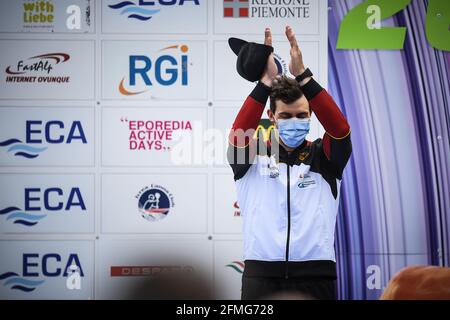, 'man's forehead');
275,98,309,113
